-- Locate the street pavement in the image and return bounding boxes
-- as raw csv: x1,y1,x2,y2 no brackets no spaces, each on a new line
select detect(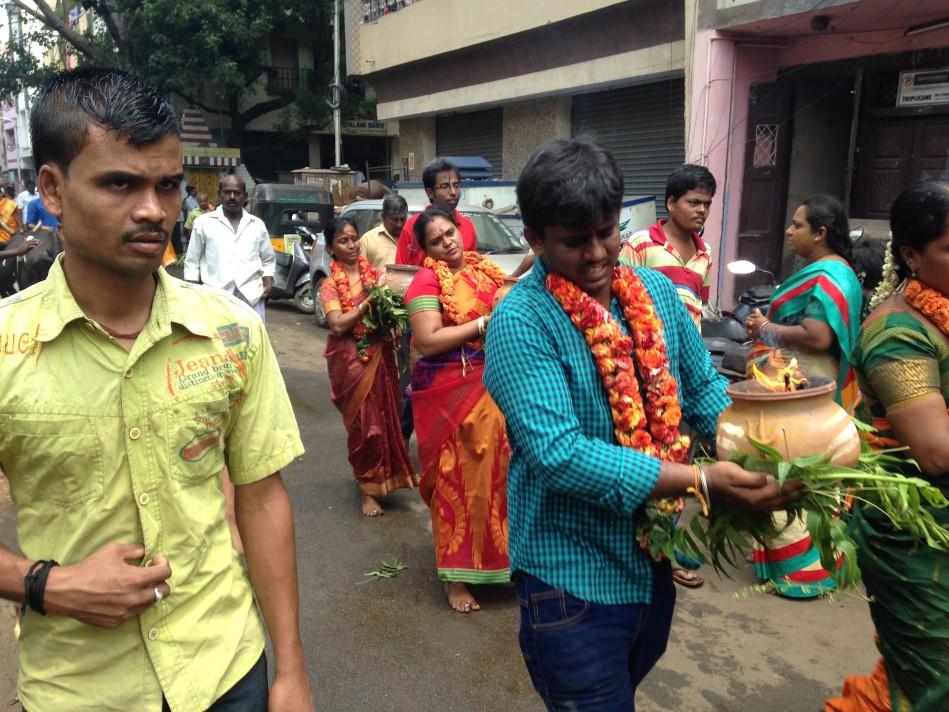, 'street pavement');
0,300,878,711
